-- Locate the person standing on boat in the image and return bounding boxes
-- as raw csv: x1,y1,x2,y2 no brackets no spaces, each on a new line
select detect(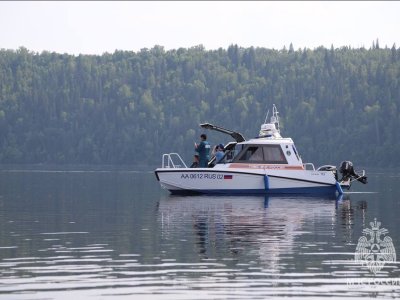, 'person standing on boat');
195,134,211,168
